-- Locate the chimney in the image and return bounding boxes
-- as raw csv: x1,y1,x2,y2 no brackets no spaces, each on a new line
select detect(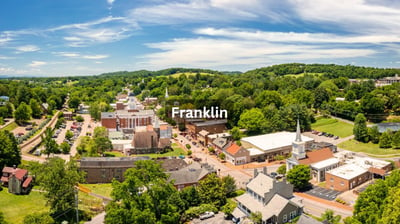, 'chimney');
13,165,16,169
263,166,267,175
254,169,258,177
